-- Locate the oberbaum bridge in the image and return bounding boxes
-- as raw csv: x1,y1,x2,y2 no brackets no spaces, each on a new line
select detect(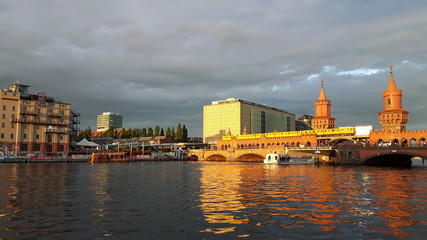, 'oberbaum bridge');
188,66,427,166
